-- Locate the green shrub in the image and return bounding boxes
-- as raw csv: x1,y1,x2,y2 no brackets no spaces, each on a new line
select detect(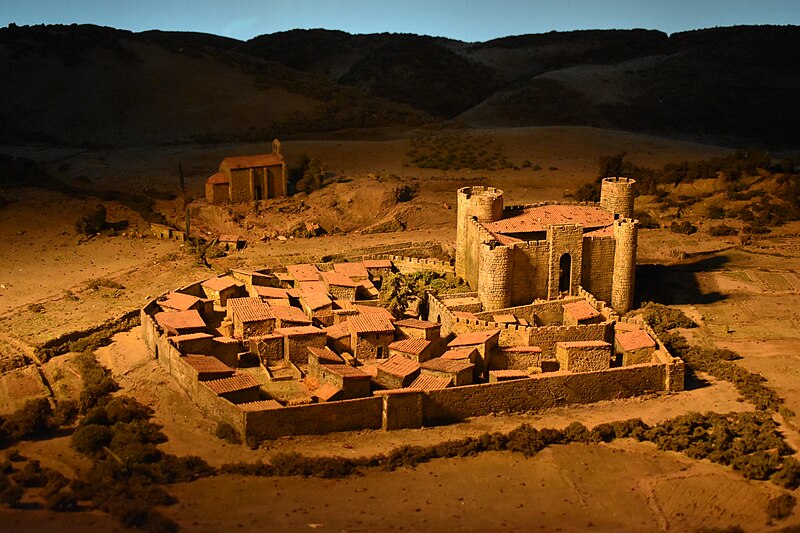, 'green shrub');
215,421,241,444
766,493,796,520
708,224,738,236
1,398,55,440
71,424,113,456
506,425,547,457
75,204,108,235
771,457,800,489
563,422,591,443
640,302,696,332
669,220,698,235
